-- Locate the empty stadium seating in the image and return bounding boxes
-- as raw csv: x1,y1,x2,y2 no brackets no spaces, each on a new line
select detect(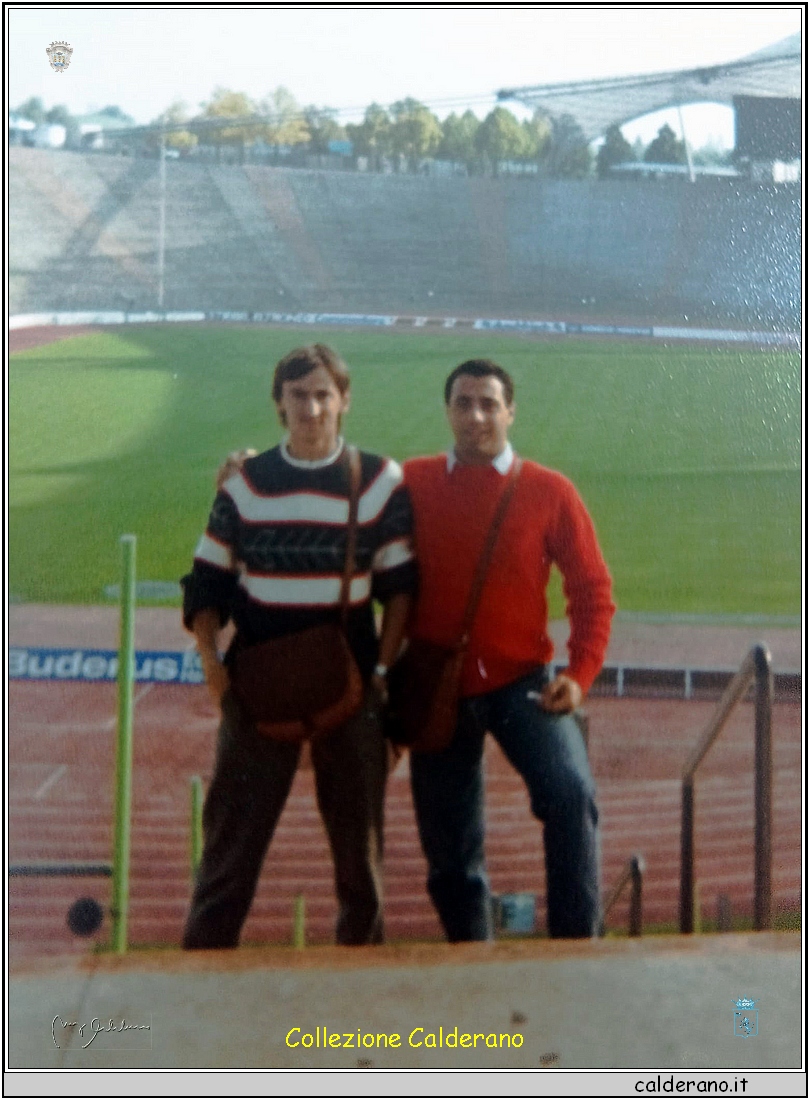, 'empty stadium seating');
10,148,800,327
